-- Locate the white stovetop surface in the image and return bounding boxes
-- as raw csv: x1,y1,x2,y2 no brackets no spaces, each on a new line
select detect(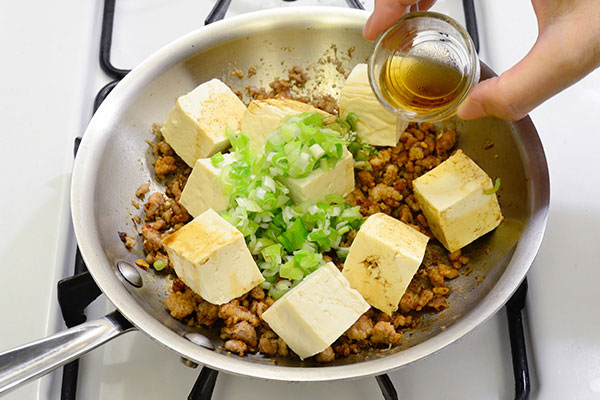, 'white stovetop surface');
1,1,599,399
